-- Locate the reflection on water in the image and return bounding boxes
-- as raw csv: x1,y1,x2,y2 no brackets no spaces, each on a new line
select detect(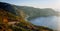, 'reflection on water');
29,16,59,30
